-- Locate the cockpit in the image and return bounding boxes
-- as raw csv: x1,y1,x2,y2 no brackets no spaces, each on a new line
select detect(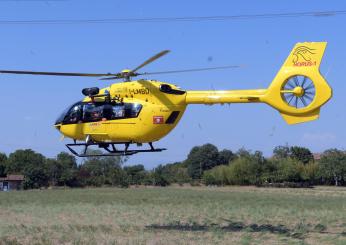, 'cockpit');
55,101,142,125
